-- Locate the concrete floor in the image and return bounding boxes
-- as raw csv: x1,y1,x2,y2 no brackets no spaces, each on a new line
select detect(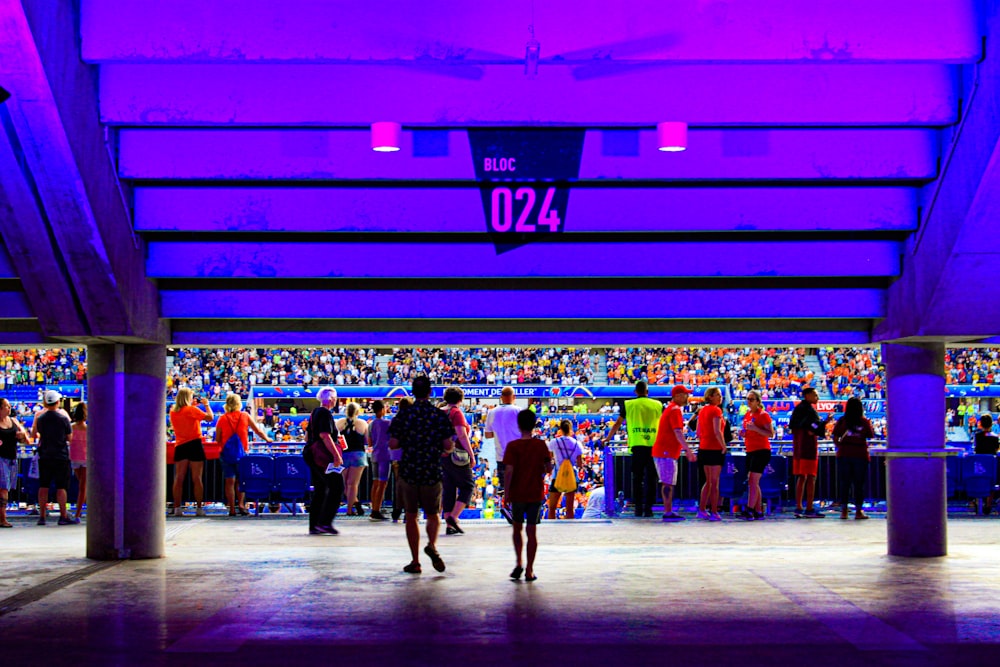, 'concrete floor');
1,514,999,666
